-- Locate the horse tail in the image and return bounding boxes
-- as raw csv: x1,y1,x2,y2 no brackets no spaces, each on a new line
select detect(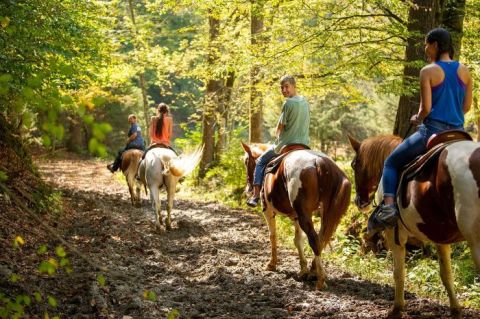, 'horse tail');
316,157,351,250
169,145,204,177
